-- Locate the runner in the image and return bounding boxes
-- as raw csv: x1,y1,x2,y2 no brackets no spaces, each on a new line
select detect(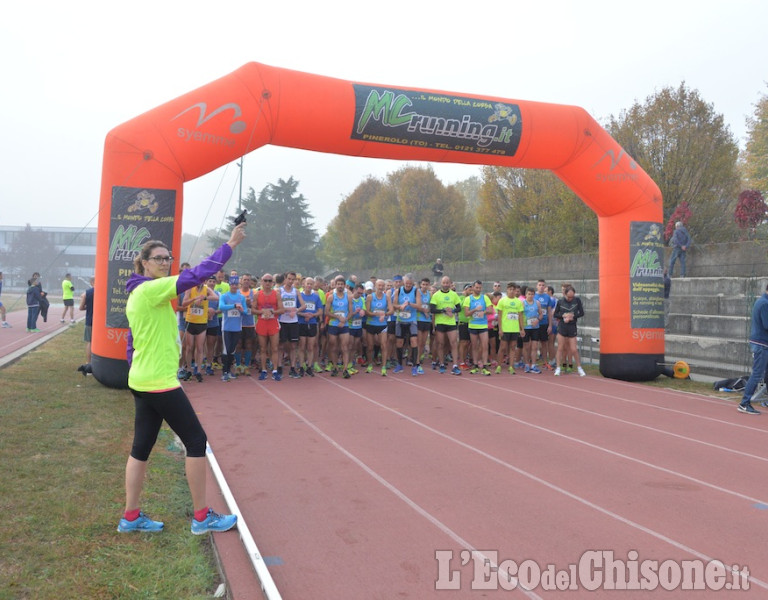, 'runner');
496,283,524,374
297,277,324,377
365,278,393,375
278,271,305,379
429,276,462,375
462,280,493,375
326,275,353,378
393,274,423,376
254,273,284,381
